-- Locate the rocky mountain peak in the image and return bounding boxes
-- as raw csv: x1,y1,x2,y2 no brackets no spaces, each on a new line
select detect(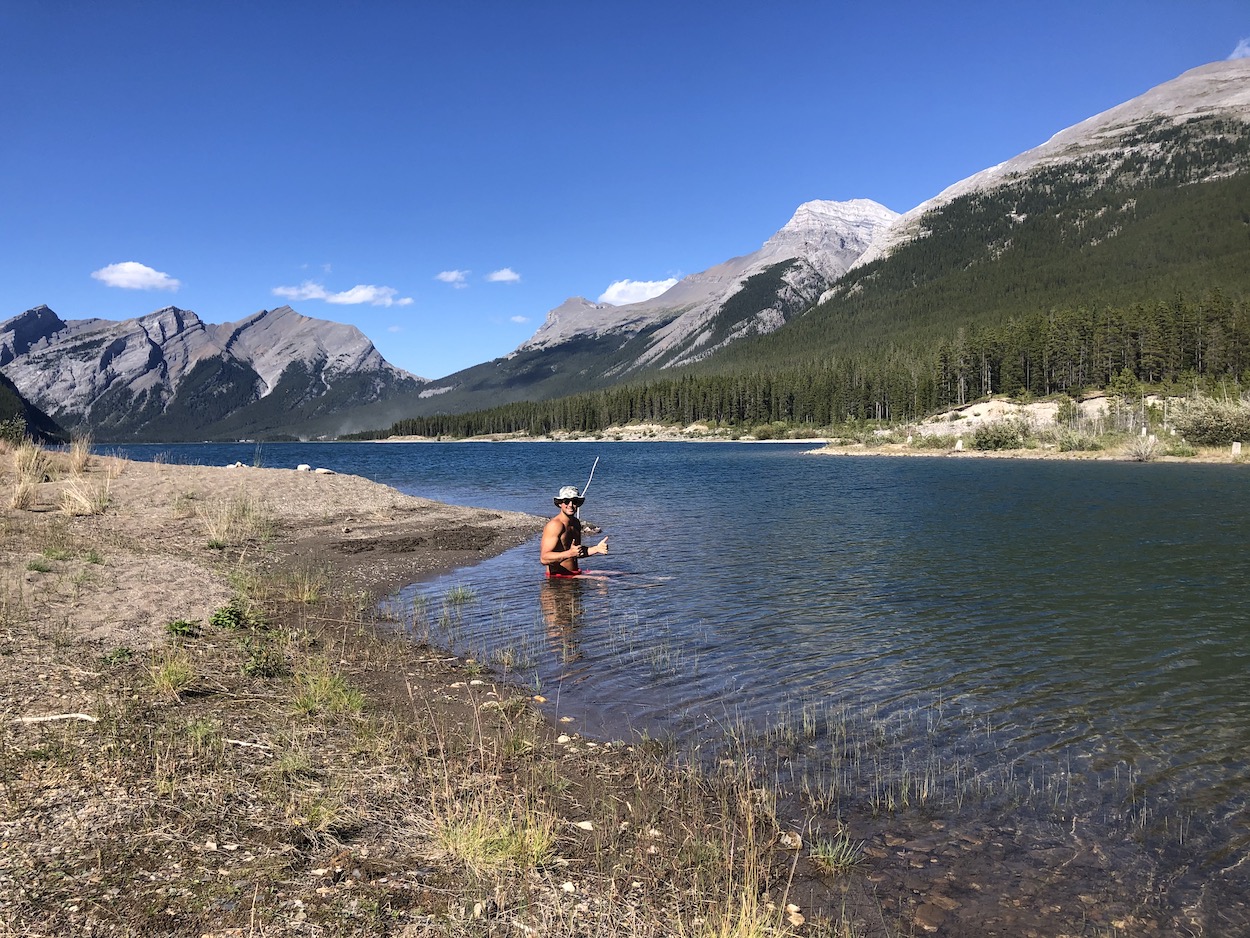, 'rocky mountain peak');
0,303,424,440
0,305,68,366
517,199,899,355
